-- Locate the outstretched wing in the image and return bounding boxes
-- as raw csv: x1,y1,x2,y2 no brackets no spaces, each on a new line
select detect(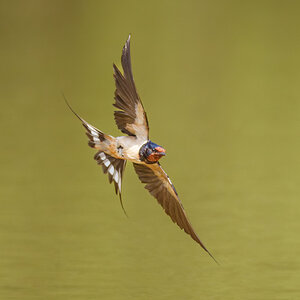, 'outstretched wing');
133,162,217,263
94,151,127,215
113,35,149,140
